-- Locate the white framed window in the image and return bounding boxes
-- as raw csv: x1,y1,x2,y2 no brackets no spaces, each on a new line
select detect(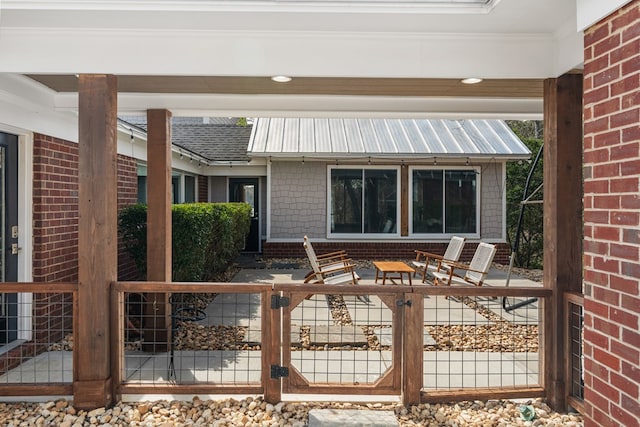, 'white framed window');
328,165,400,238
137,163,196,204
409,166,481,238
